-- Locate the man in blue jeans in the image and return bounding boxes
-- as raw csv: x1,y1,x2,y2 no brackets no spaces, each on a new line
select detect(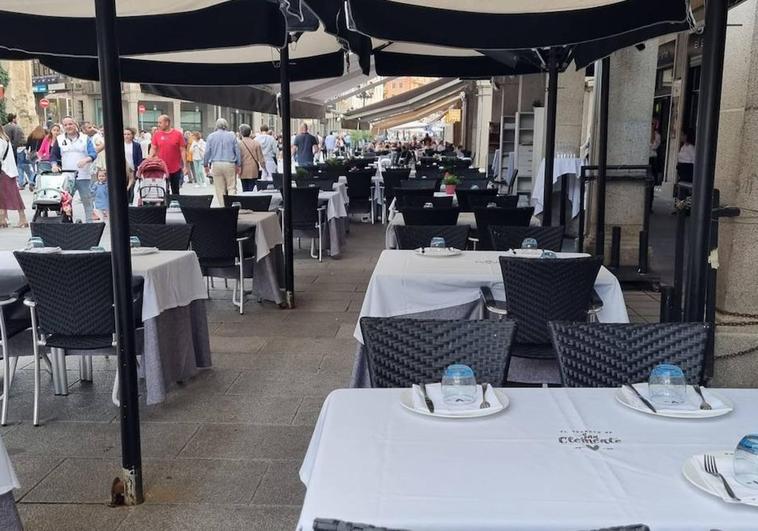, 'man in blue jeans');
50,117,97,222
